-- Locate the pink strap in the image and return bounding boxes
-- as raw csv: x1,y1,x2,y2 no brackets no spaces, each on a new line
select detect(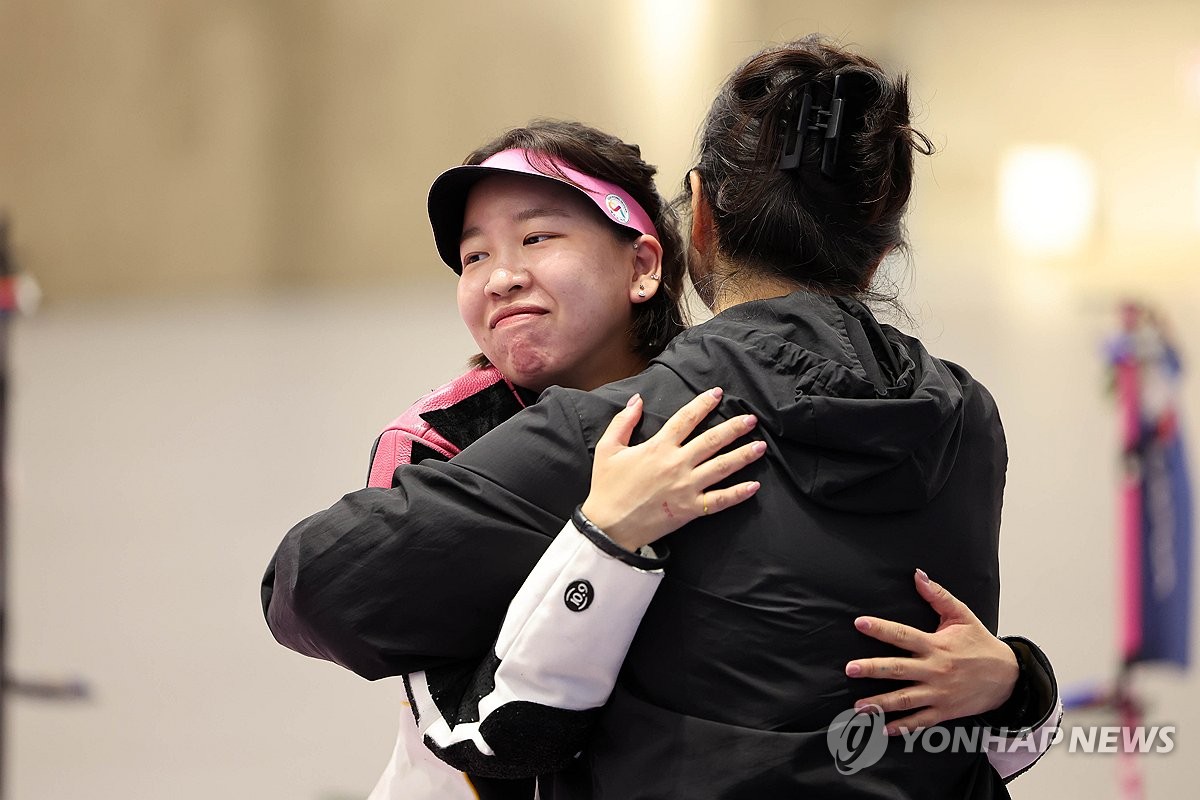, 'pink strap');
367,366,524,488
